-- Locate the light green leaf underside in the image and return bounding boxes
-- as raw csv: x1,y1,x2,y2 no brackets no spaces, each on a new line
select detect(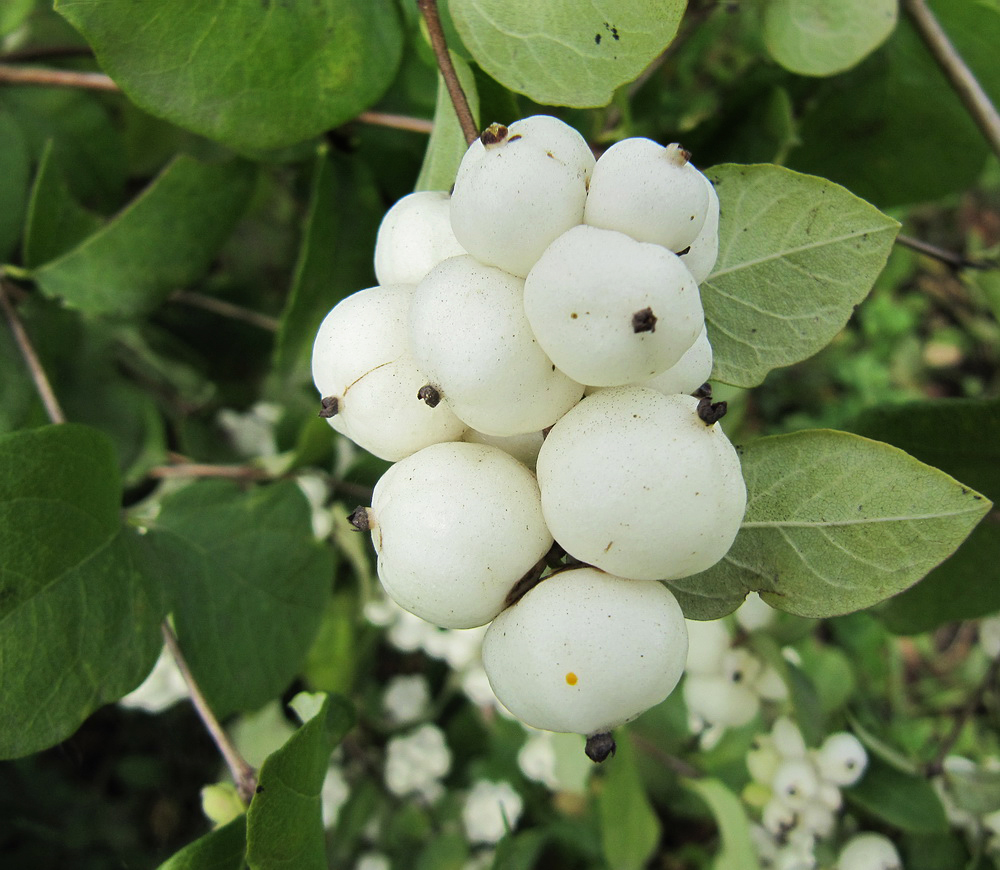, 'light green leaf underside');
33,155,255,317
668,429,991,619
55,0,403,151
416,51,480,192
762,0,898,77
449,0,685,107
597,734,660,870
685,778,762,870
704,164,899,388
